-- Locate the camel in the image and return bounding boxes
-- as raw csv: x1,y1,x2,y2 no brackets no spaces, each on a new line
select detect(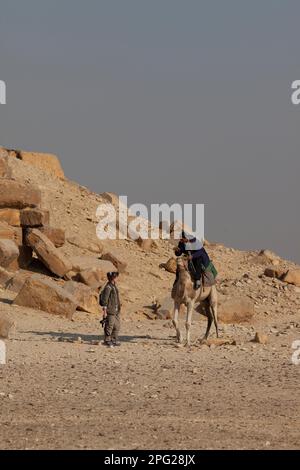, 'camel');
171,256,218,346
